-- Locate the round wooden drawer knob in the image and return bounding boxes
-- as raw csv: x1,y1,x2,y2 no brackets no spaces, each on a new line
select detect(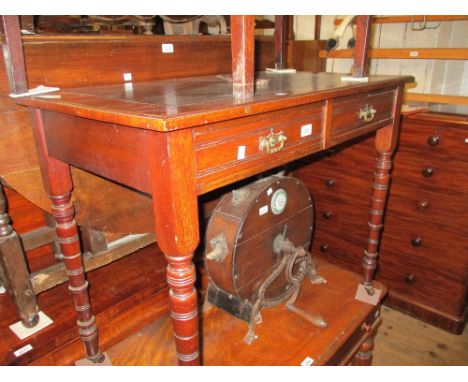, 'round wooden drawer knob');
320,243,329,252
422,167,434,177
322,211,333,220
405,273,416,284
324,178,335,188
417,200,430,210
427,135,440,146
411,237,423,247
